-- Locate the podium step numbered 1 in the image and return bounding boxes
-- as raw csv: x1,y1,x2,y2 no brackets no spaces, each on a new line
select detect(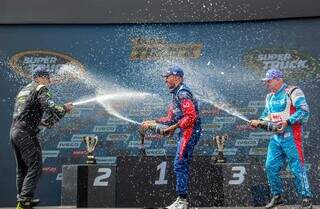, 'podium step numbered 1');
61,156,269,207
